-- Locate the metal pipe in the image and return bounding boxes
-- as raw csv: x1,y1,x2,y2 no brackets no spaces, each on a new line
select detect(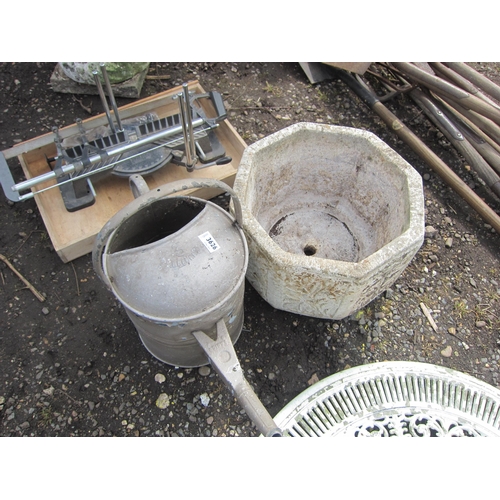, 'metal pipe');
100,63,123,131
93,71,116,134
